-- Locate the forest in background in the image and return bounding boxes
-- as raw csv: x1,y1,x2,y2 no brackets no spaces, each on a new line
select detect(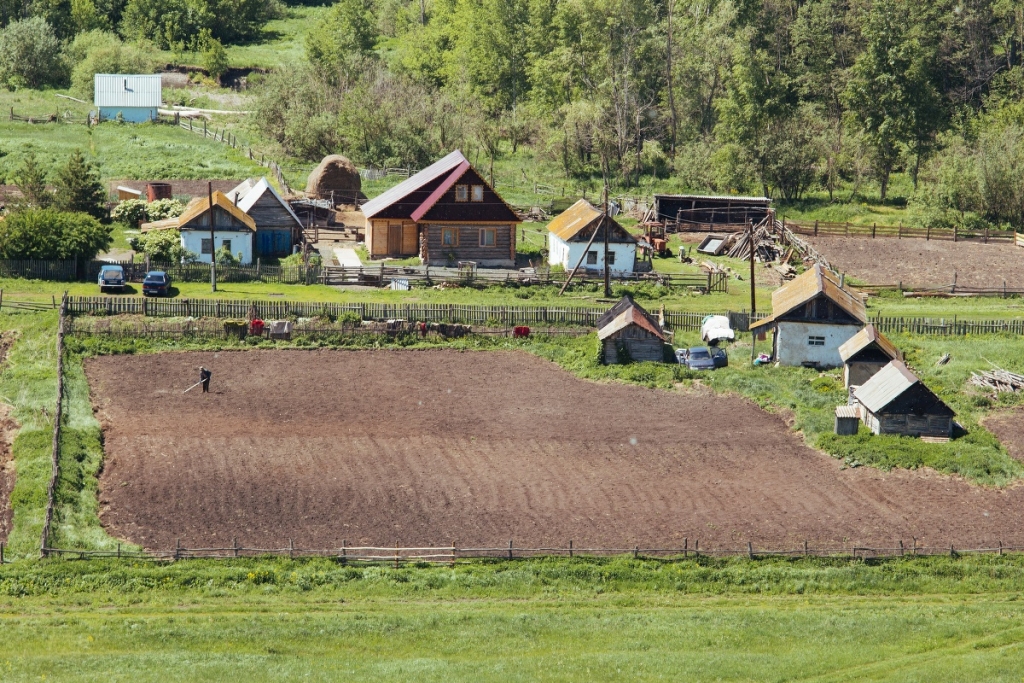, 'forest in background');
1,0,1023,229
